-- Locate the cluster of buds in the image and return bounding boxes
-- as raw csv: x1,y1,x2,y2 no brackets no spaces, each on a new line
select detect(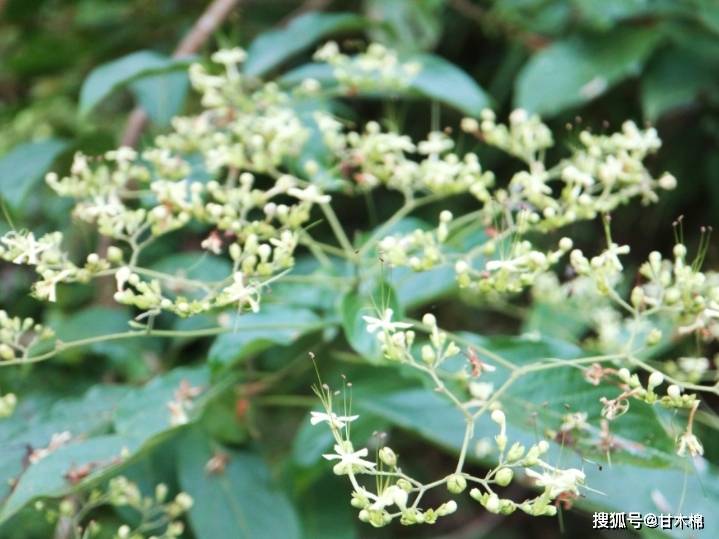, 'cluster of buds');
633,244,719,340
313,41,421,93
38,476,193,539
0,231,111,303
0,310,54,362
378,211,453,270
311,378,458,528
455,237,573,295
596,367,704,457
468,409,586,517
461,111,675,233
